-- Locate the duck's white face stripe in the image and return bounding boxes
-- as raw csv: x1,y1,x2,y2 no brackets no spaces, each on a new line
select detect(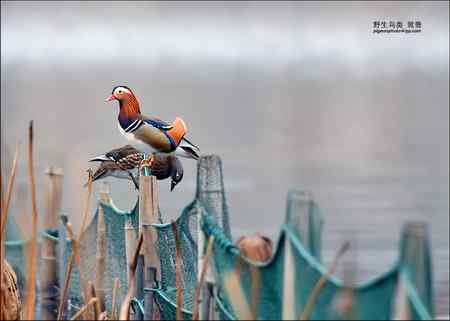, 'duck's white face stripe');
113,86,132,96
